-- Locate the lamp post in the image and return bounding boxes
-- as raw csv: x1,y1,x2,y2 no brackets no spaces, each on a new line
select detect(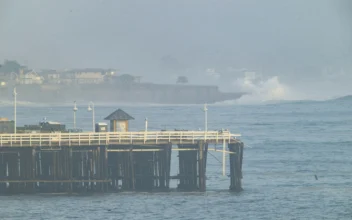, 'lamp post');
88,101,95,132
145,117,148,132
13,87,17,134
73,101,78,129
203,103,208,132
